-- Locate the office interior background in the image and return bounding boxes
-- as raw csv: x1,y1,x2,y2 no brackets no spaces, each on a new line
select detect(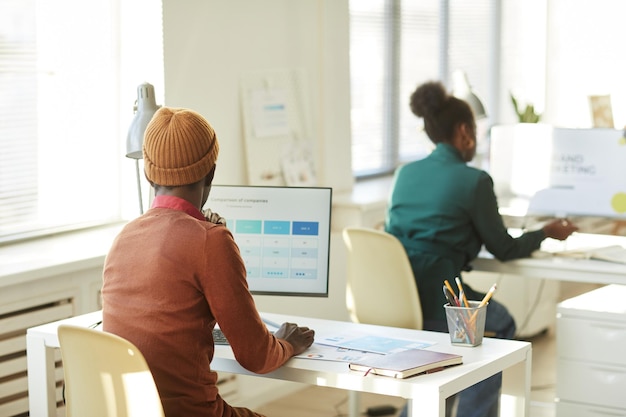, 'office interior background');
3,0,626,244
3,0,625,348
2,1,626,415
